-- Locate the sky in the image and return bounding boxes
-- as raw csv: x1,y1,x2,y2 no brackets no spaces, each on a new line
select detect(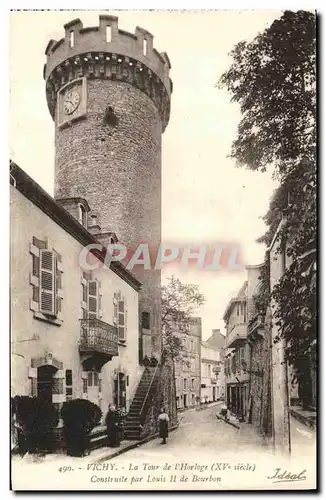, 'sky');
9,10,283,340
